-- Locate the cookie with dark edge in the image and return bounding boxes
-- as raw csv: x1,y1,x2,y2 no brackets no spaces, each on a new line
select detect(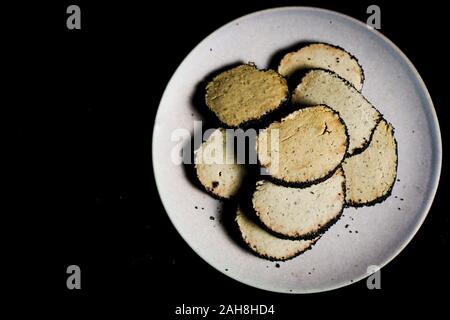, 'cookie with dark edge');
292,69,382,155
195,128,246,199
278,42,364,91
235,205,320,261
342,119,398,207
252,168,346,240
257,105,348,186
205,63,289,128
